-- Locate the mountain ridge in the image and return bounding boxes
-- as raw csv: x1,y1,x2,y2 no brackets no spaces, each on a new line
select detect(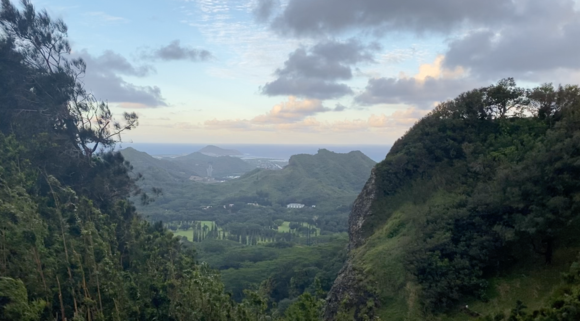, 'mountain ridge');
198,145,243,157
323,81,580,320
